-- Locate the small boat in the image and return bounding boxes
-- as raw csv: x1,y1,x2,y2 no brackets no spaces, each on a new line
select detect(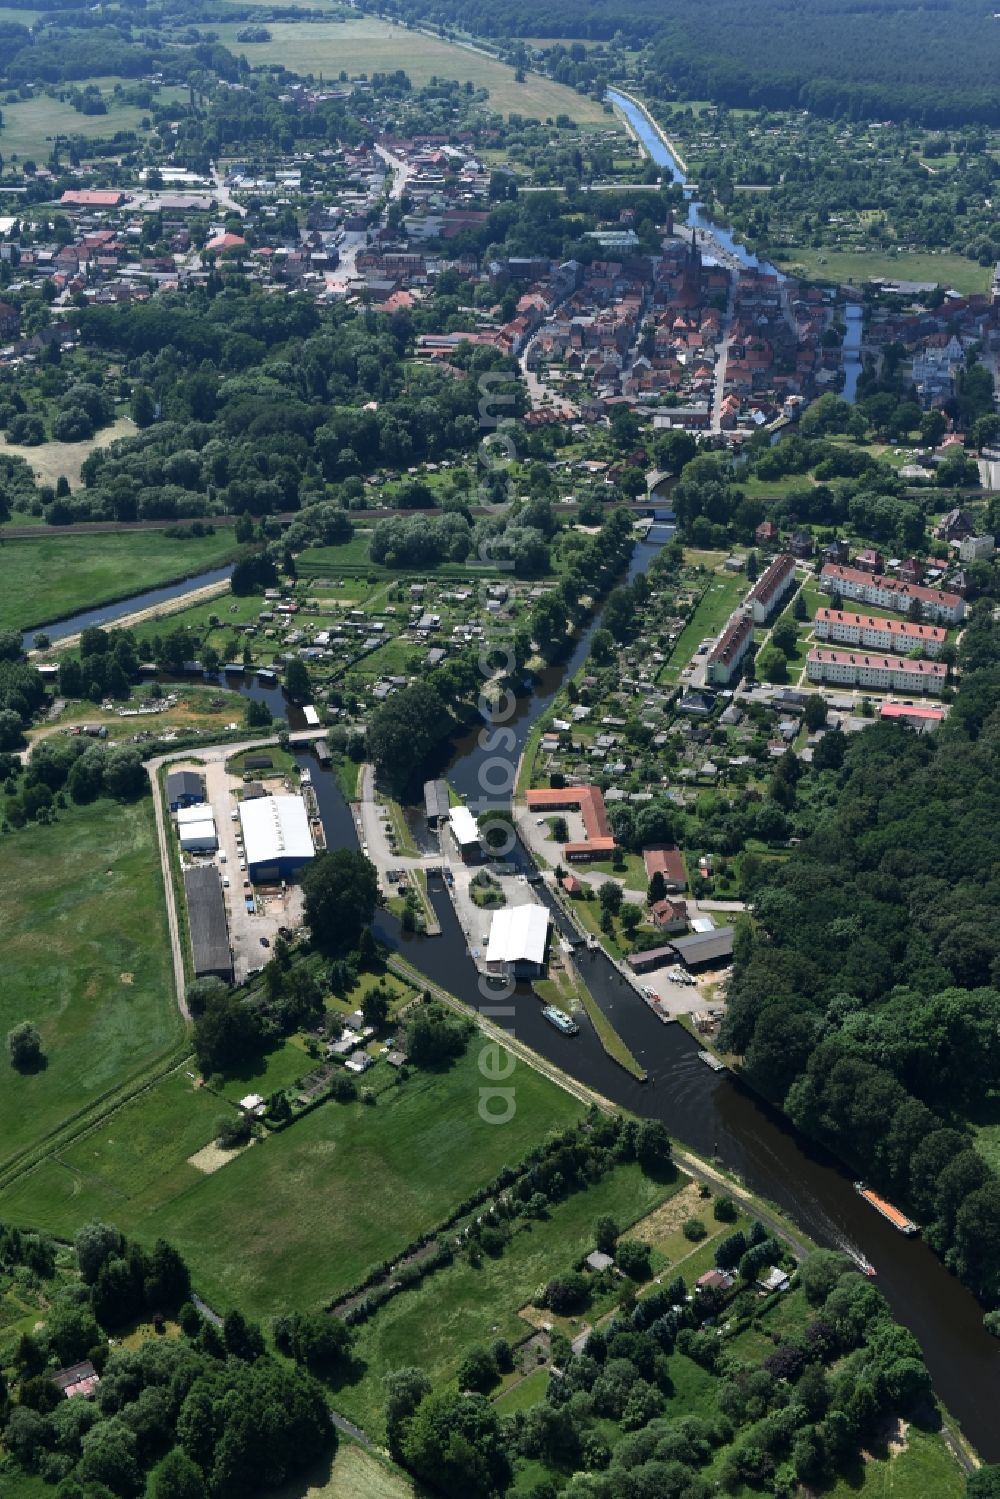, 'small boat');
257,668,277,681
698,1050,727,1073
847,1247,877,1277
854,1182,919,1236
541,1004,579,1036
300,768,312,785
